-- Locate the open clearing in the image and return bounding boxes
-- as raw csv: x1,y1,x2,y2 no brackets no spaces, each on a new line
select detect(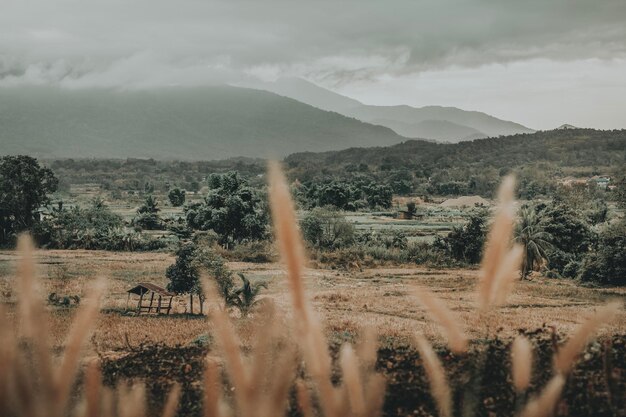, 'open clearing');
1,249,624,352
